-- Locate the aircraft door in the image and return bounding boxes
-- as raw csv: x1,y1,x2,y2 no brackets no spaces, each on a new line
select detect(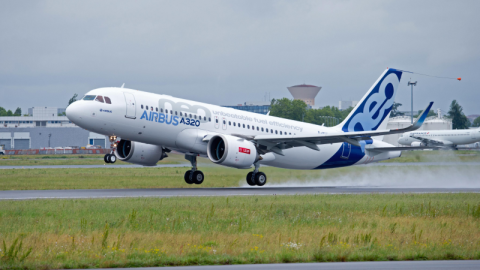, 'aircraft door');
340,142,351,159
222,117,227,130
214,116,219,129
123,92,136,119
